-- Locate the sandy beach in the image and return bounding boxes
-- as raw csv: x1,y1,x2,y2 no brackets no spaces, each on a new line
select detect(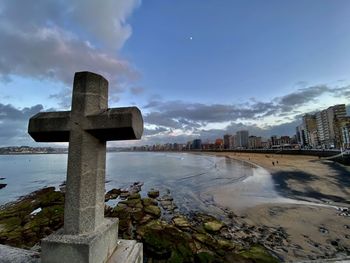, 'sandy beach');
204,152,350,262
